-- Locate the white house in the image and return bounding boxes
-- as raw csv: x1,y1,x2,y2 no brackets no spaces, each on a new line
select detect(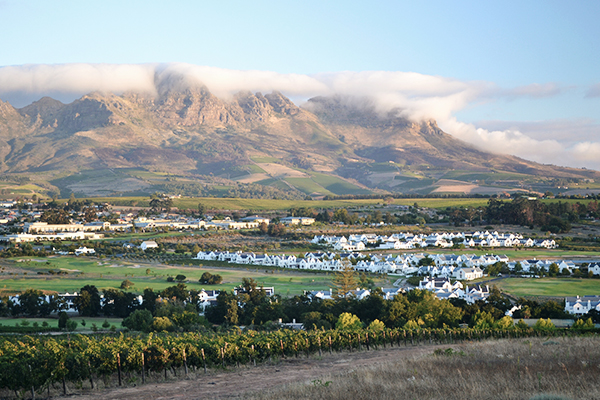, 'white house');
140,240,159,251
565,295,600,315
75,246,95,256
453,267,483,281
